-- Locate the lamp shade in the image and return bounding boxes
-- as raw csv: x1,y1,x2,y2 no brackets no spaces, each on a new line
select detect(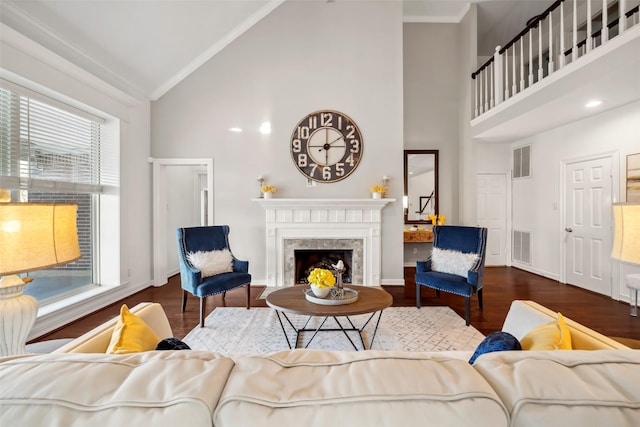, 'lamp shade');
0,203,81,276
611,202,640,265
